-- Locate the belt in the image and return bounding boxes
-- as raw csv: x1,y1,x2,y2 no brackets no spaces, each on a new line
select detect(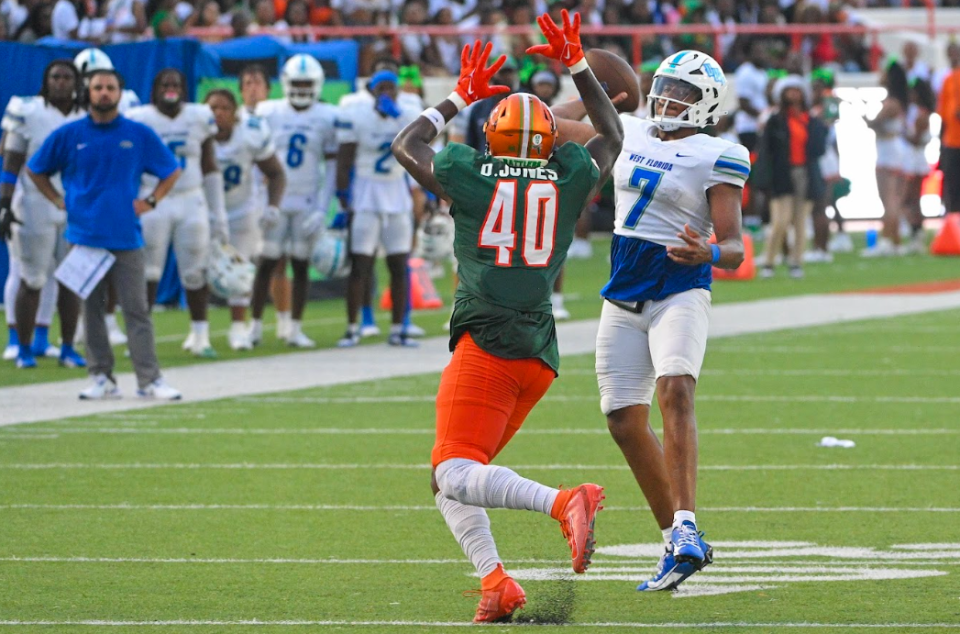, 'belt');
605,297,647,314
